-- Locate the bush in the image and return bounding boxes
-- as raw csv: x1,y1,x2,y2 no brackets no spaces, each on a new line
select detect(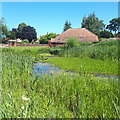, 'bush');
20,40,29,44
65,37,80,48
